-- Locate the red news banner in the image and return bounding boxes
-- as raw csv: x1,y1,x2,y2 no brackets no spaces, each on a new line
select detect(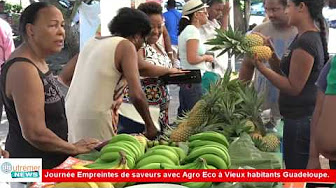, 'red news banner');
42,169,336,182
